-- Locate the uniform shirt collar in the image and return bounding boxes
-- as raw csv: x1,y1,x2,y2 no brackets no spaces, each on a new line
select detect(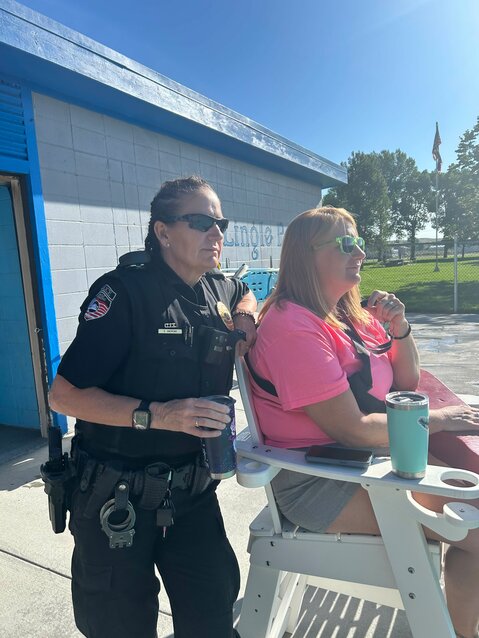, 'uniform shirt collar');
151,253,206,303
